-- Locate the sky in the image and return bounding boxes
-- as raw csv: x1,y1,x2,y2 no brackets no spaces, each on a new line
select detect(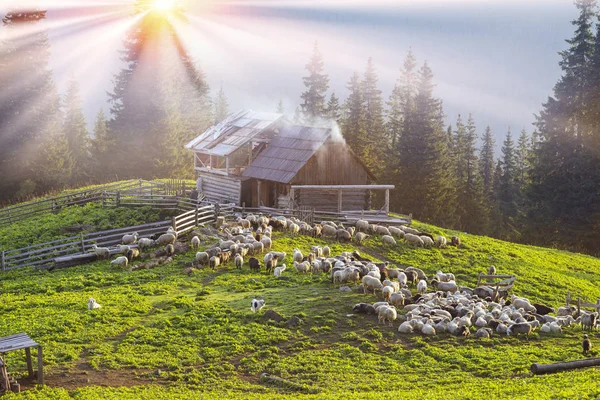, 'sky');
0,0,578,154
